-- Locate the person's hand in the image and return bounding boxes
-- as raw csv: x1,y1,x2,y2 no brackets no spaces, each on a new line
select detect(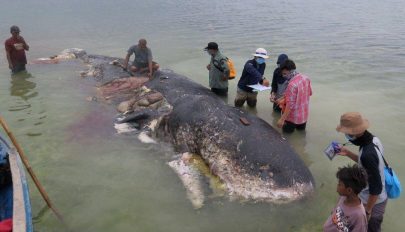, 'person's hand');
337,146,351,156
206,64,211,70
277,118,285,128
276,97,285,105
262,79,270,87
270,93,276,102
366,210,372,221
147,71,153,78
